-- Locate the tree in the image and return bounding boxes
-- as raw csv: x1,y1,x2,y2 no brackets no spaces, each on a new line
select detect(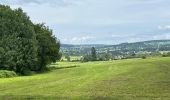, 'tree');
0,5,37,74
81,55,92,62
99,53,112,61
162,52,170,57
142,56,146,59
0,5,61,74
65,55,71,62
91,47,97,61
34,24,61,71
